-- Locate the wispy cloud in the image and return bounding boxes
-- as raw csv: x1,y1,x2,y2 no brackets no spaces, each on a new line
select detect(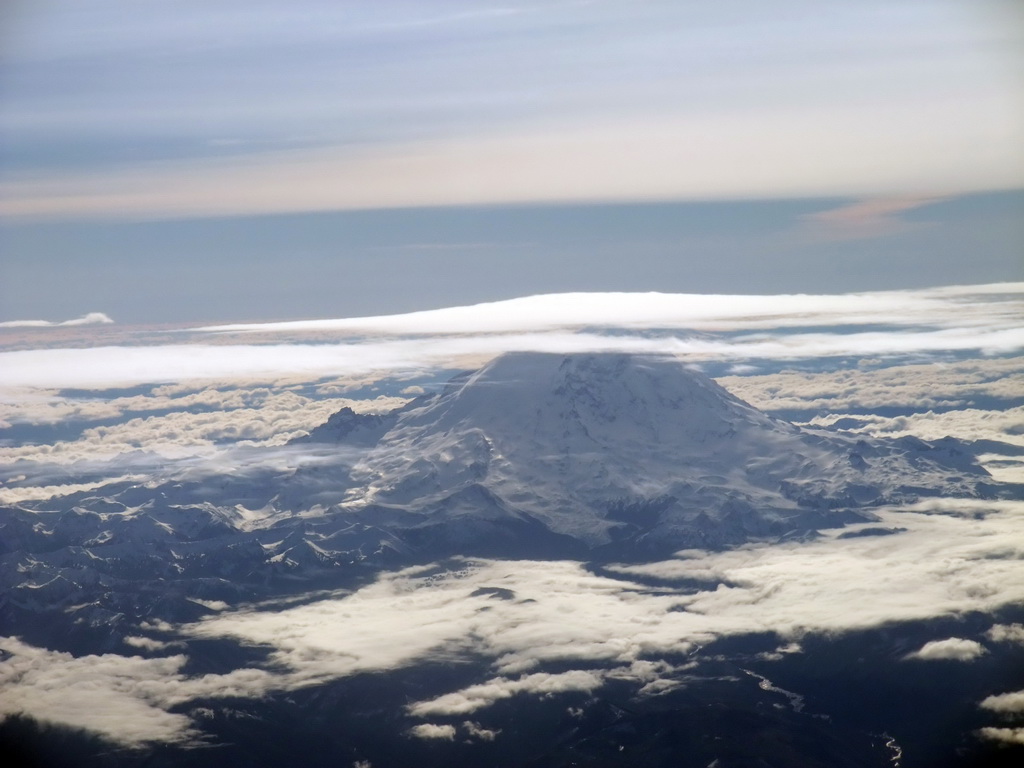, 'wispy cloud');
0,312,113,329
6,0,1021,207
408,670,606,717
3,83,1021,220
796,196,943,242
